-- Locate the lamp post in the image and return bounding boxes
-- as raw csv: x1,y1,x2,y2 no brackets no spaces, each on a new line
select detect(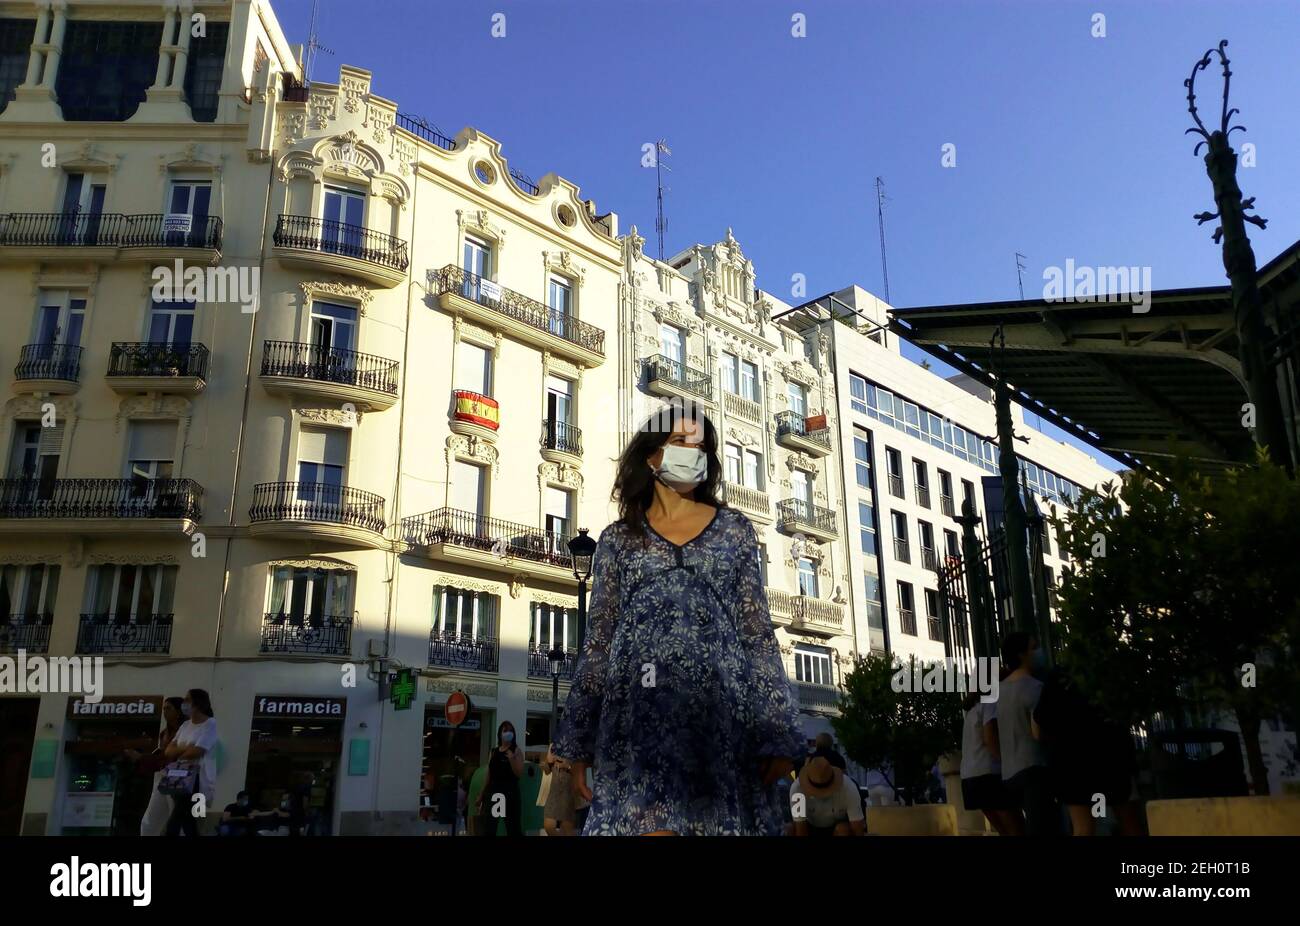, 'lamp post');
558,528,596,740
